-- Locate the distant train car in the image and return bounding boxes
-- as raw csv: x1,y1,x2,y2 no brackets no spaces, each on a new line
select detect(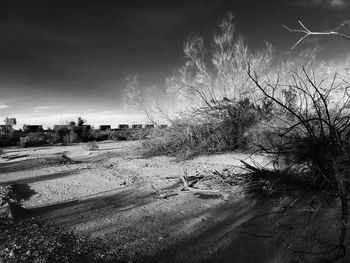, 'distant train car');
131,124,142,129
23,125,43,132
99,125,111,131
118,124,129,130
145,124,155,129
